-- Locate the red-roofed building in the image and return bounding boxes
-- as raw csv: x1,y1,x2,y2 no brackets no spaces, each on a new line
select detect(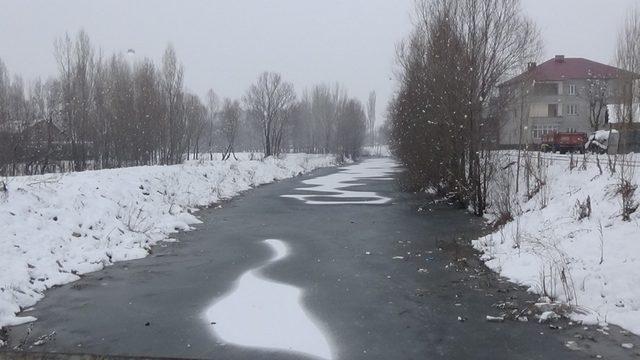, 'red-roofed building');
498,55,639,148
